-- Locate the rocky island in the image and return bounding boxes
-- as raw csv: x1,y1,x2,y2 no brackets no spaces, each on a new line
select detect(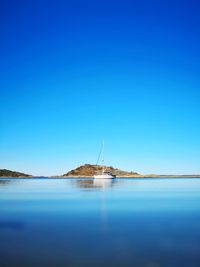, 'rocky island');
63,164,142,177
